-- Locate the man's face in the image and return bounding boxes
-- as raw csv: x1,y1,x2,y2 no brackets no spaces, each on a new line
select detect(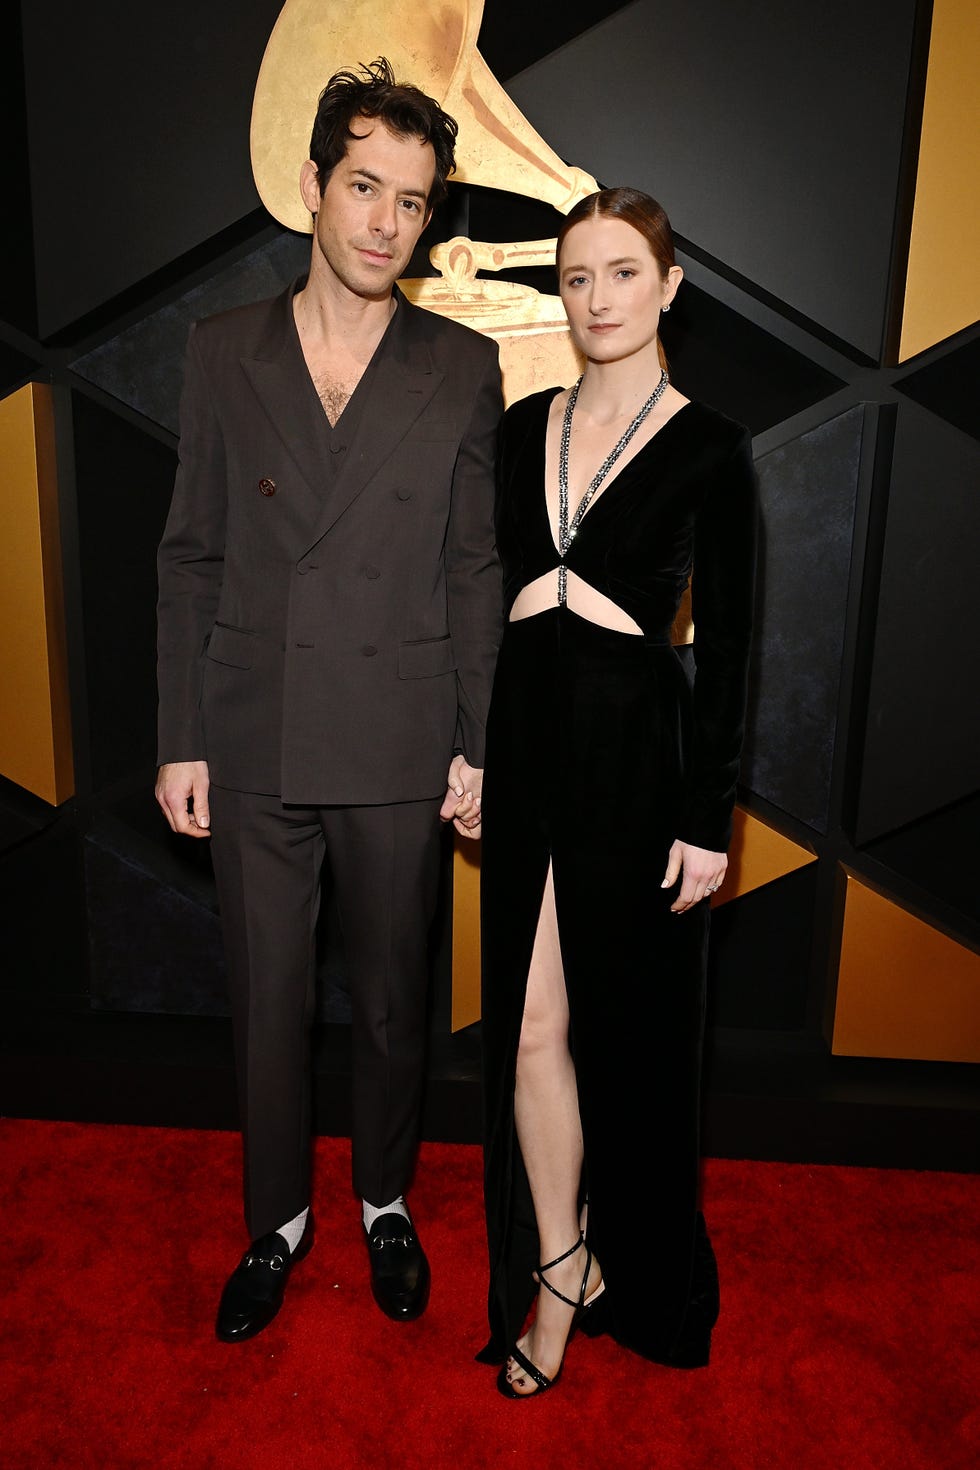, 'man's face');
302,120,436,300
